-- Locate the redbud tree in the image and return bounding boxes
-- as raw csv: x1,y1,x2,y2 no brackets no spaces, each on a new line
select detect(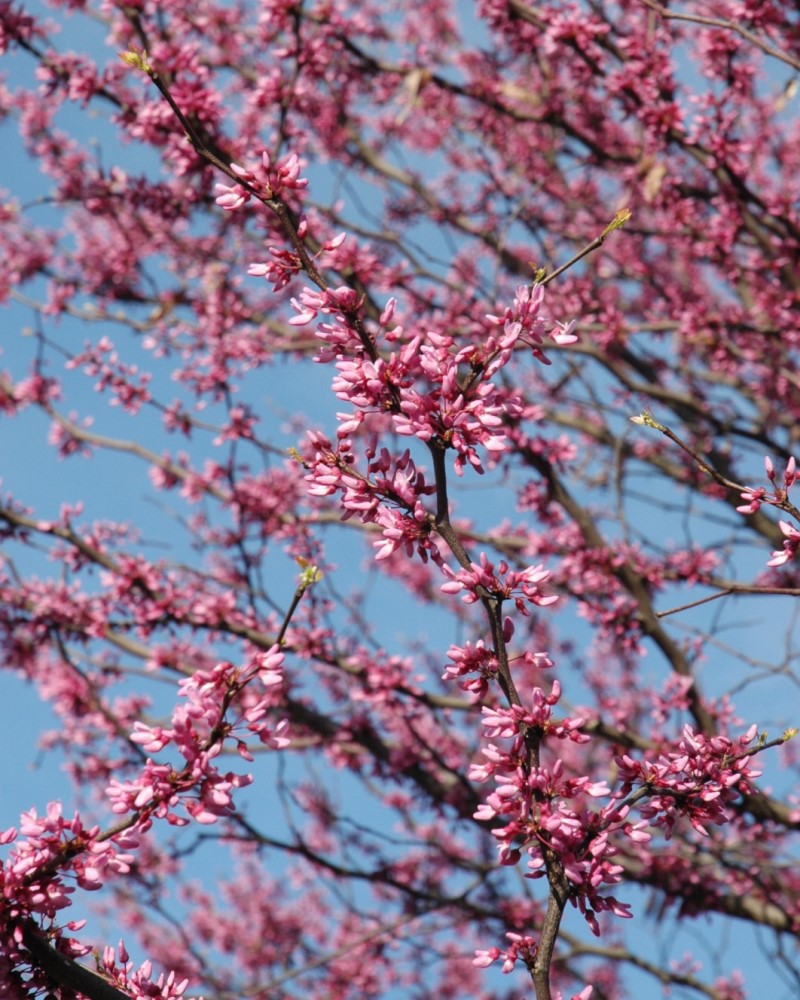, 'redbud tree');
1,1,799,998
